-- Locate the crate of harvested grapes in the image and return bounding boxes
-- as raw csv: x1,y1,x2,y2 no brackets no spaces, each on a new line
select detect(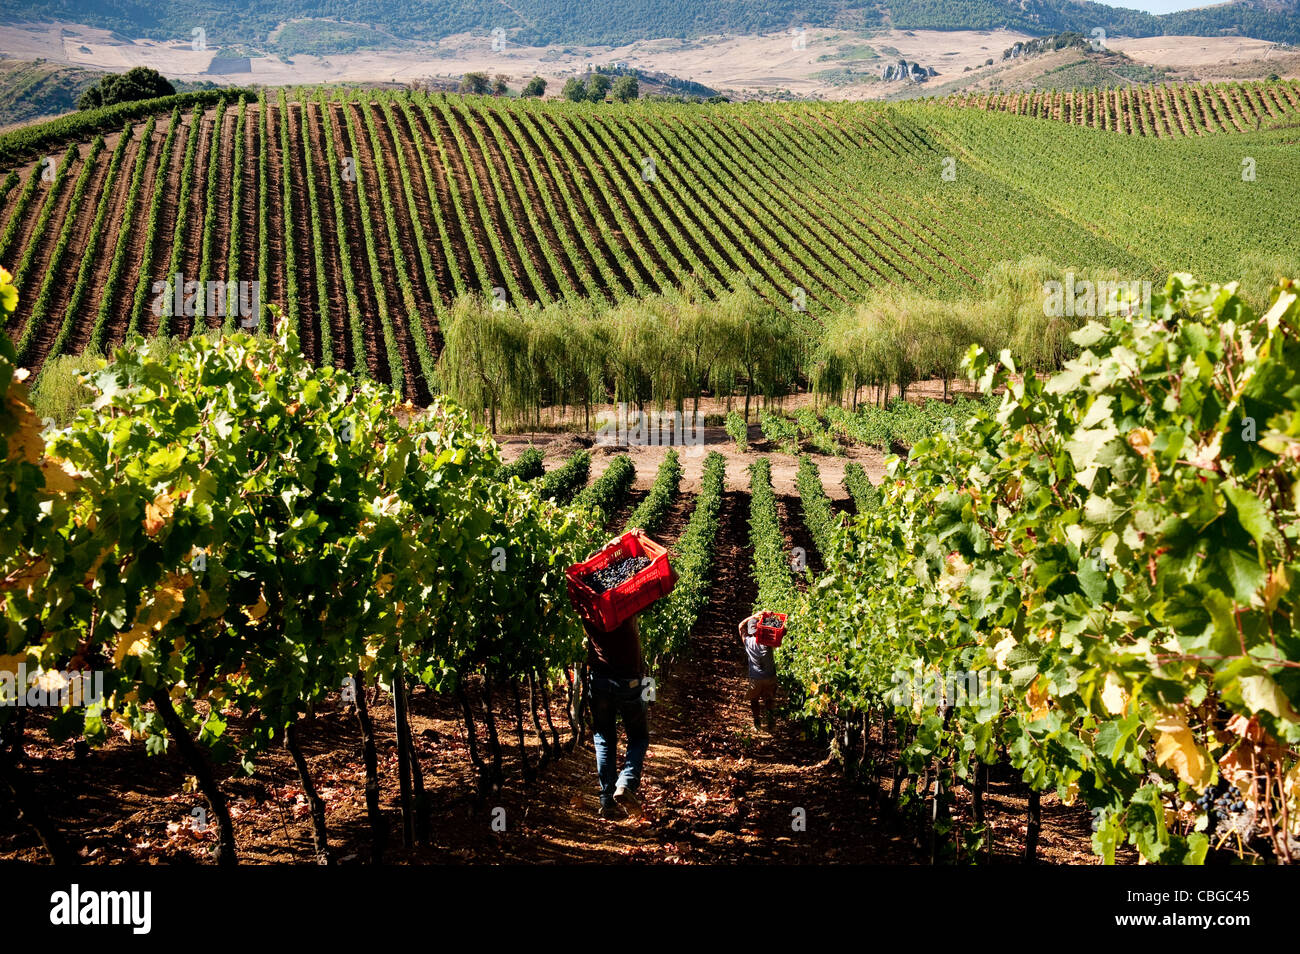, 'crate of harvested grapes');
566,530,677,632
755,611,787,647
